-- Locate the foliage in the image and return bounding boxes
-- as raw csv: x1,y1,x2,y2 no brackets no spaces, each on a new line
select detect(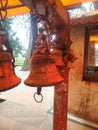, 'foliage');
6,14,30,57
15,57,25,66
6,18,22,57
